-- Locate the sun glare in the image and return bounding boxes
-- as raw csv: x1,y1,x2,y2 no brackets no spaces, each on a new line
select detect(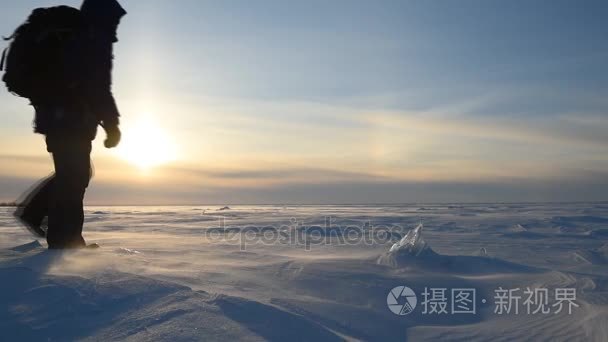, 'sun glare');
117,116,176,170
